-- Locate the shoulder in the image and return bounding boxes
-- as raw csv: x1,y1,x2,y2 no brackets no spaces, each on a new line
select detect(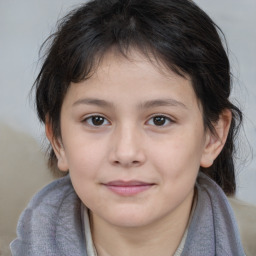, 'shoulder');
10,175,85,255
228,197,256,256
28,174,76,207
21,174,79,218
